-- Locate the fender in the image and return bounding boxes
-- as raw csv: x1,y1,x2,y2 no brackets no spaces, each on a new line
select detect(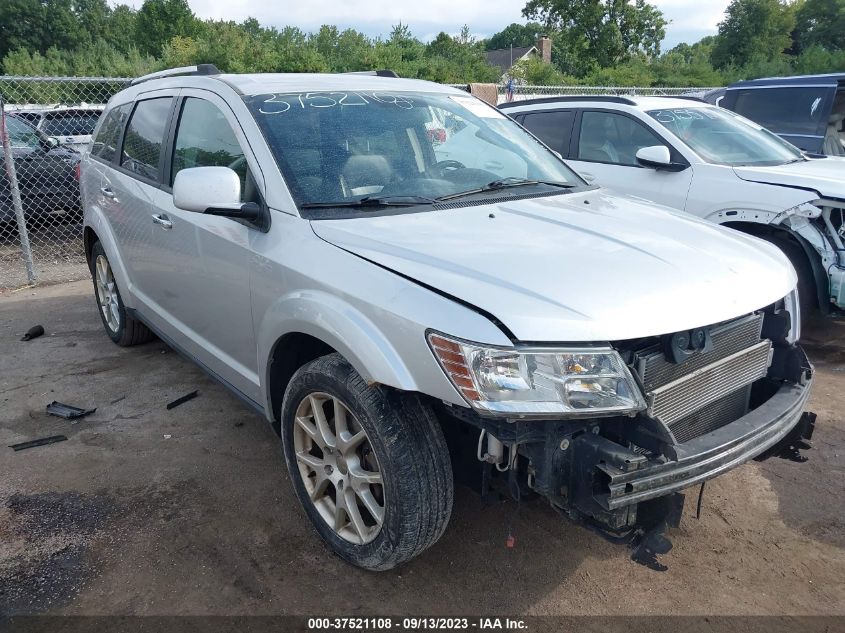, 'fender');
257,289,421,416
714,206,840,312
83,206,136,308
